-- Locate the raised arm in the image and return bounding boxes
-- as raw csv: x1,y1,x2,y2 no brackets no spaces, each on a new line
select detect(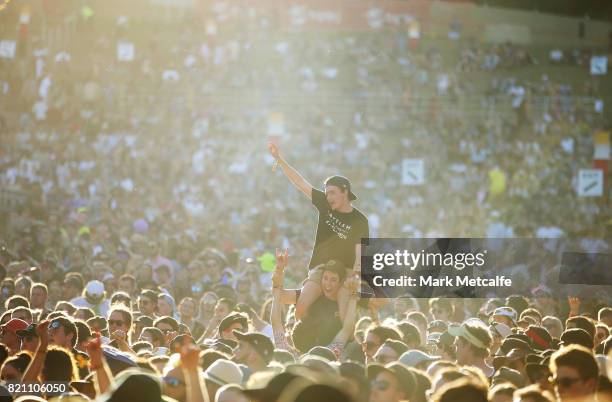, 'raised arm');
86,333,113,396
333,275,360,344
271,249,300,359
268,142,313,200
23,320,50,382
